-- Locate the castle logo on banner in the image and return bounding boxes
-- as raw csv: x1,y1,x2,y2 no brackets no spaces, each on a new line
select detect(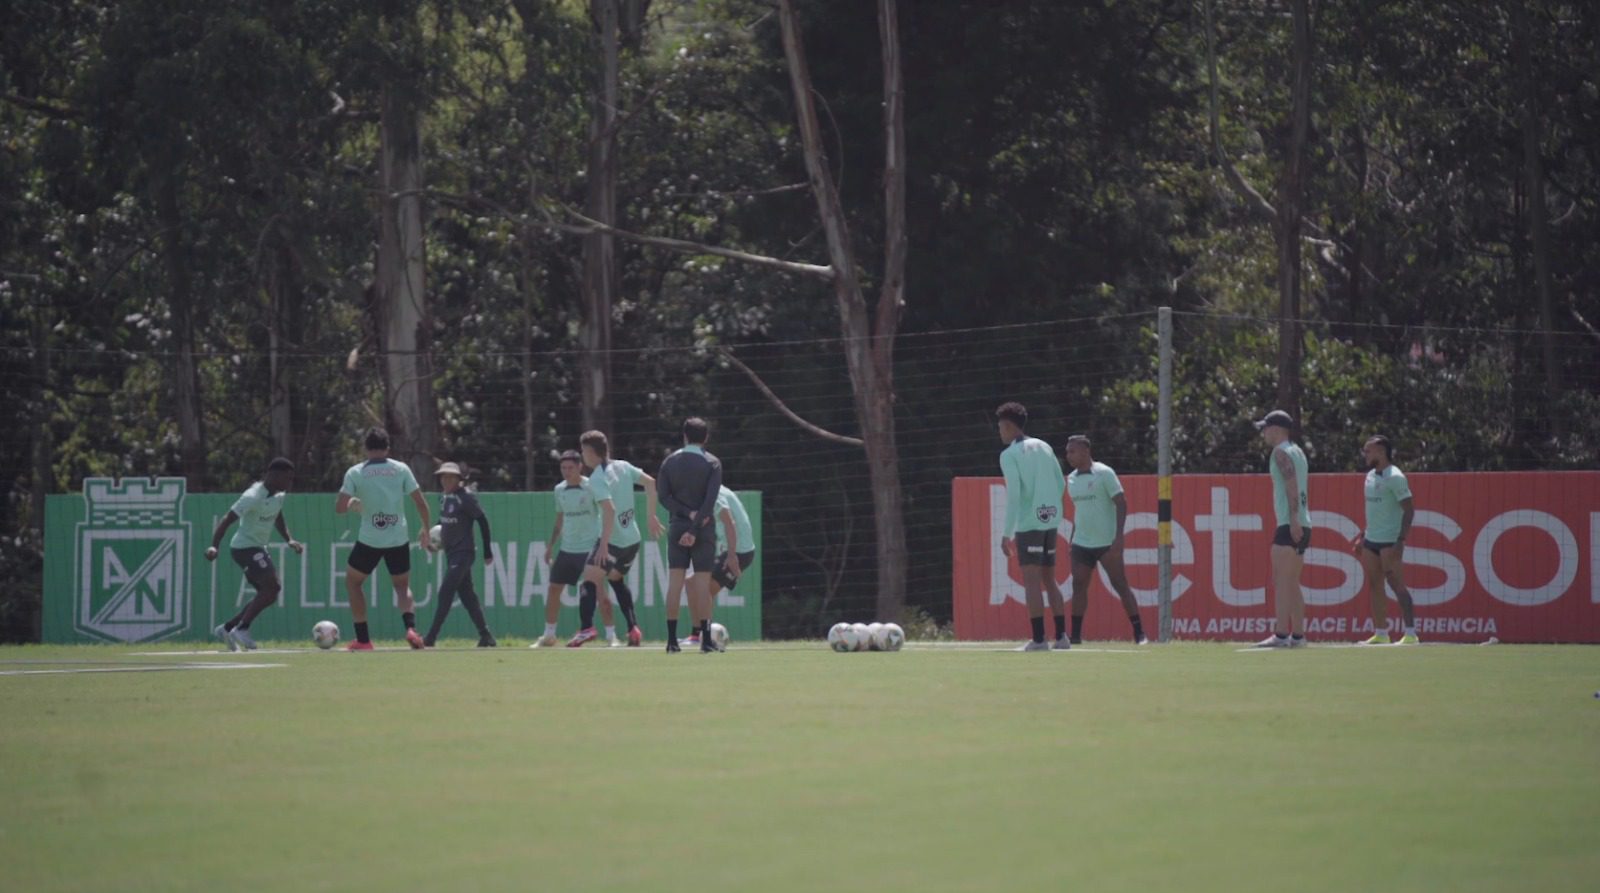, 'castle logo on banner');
74,477,193,643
